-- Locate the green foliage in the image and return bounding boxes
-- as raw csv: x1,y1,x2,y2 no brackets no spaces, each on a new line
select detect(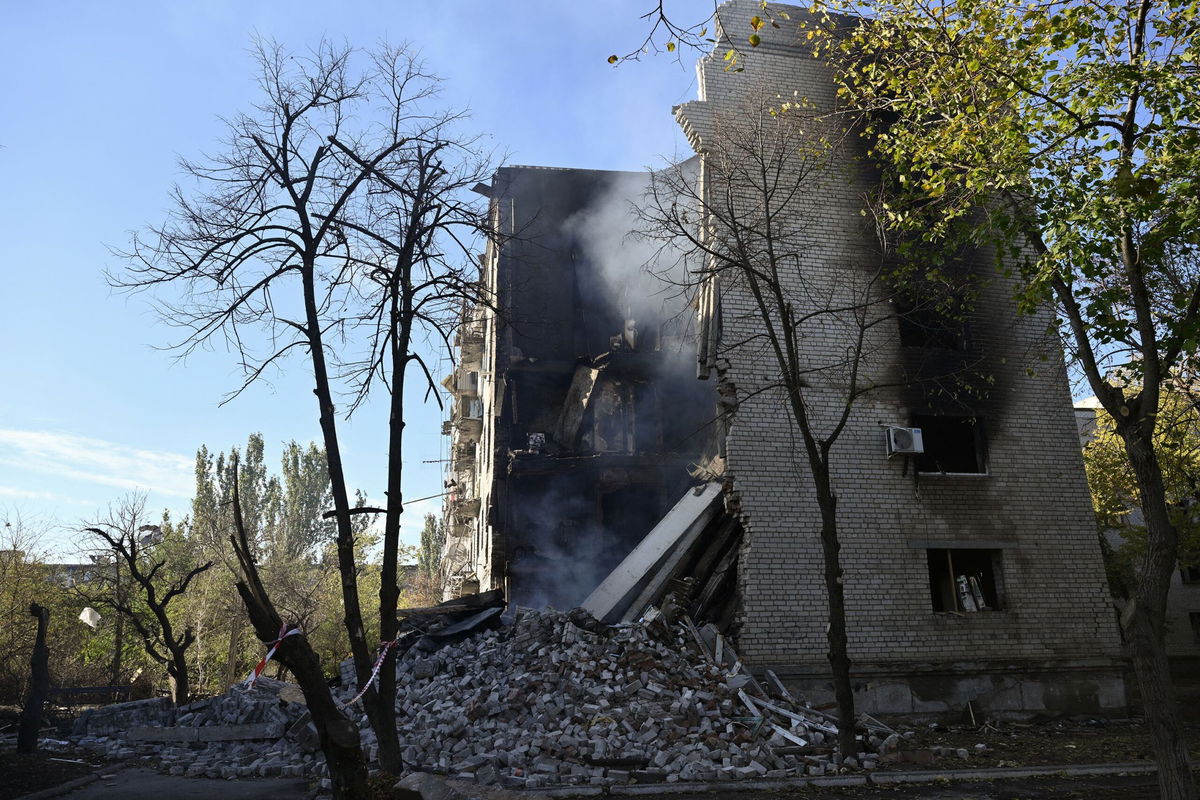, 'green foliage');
0,521,51,703
180,434,370,694
0,513,160,703
417,513,445,581
1085,396,1200,593
812,0,1200,386
277,442,335,558
190,433,337,559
